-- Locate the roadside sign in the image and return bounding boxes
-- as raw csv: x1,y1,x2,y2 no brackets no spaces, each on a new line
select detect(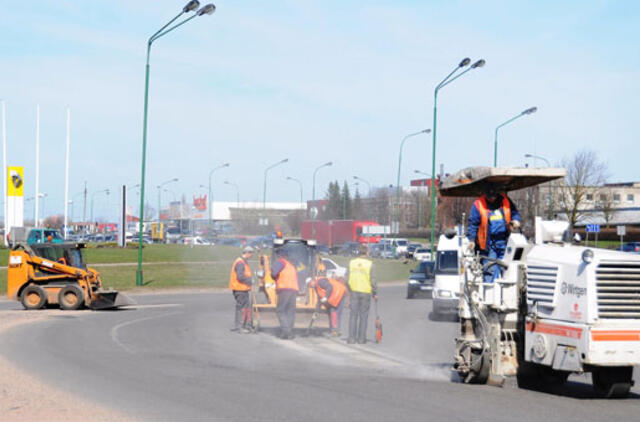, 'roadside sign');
586,224,600,233
617,225,626,236
363,225,390,235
